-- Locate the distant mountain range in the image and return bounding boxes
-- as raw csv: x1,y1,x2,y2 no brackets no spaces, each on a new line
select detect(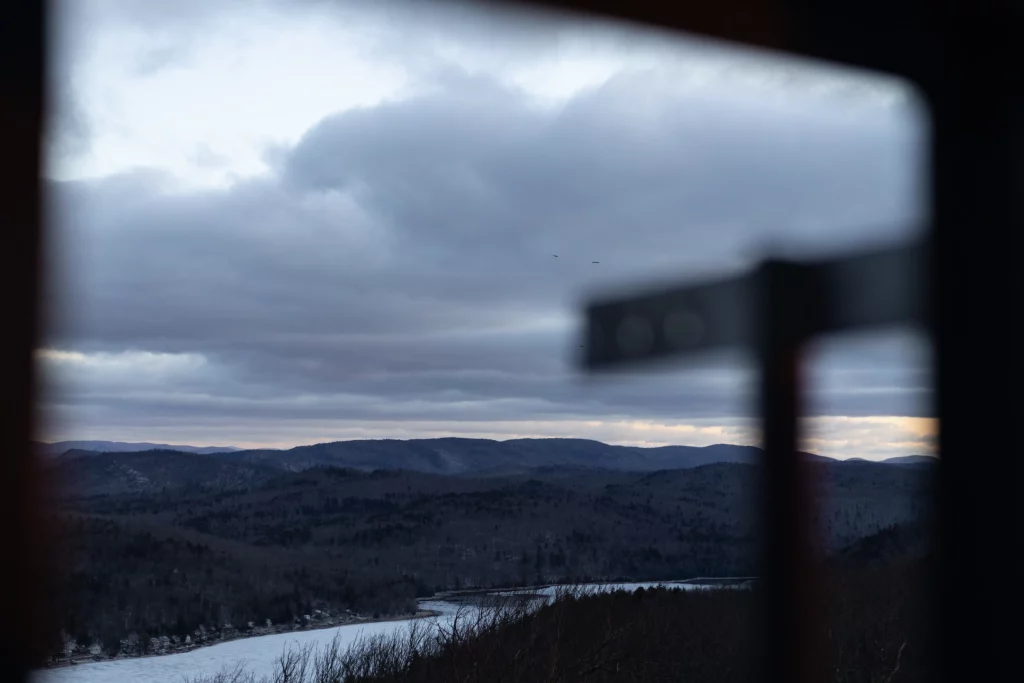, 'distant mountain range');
36,440,241,457
881,455,938,465
46,437,936,492
218,438,812,475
